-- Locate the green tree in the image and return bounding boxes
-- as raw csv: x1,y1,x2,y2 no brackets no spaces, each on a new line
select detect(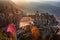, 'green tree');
0,28,7,40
